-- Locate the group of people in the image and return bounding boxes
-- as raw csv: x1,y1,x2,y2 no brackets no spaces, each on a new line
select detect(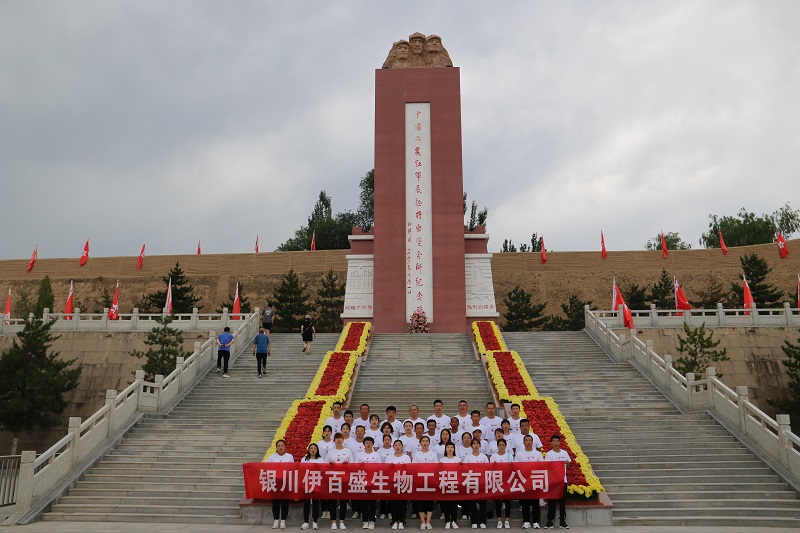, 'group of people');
265,401,571,531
